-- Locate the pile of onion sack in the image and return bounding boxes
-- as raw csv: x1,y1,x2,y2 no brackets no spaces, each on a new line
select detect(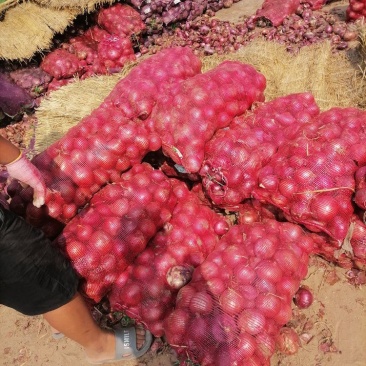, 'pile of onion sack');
347,0,366,21
199,92,320,208
41,3,145,89
8,47,202,233
148,60,266,173
164,219,315,366
56,163,178,302
109,181,229,337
